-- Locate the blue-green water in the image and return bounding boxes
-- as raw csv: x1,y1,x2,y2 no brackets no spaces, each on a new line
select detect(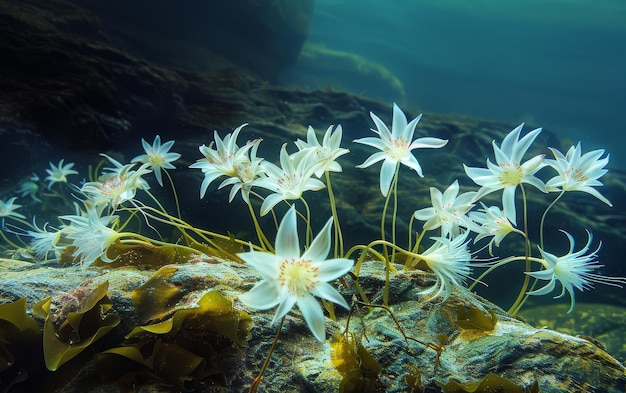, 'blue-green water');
284,0,626,166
